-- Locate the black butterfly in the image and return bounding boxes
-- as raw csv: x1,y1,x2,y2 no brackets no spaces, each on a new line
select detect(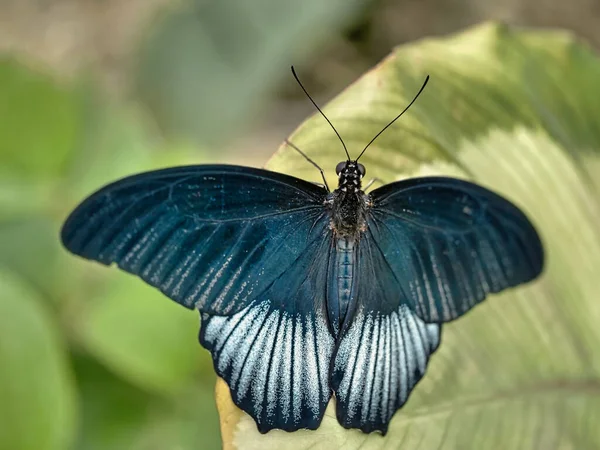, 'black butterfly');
61,68,544,435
